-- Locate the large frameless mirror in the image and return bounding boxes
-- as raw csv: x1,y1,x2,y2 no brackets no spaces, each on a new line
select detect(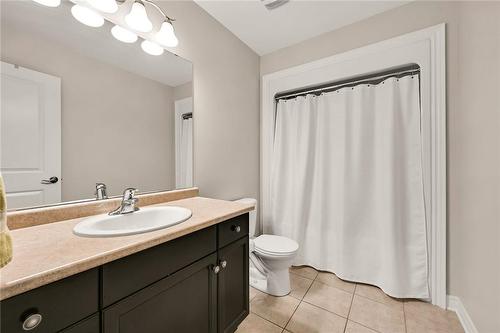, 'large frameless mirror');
0,0,193,210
